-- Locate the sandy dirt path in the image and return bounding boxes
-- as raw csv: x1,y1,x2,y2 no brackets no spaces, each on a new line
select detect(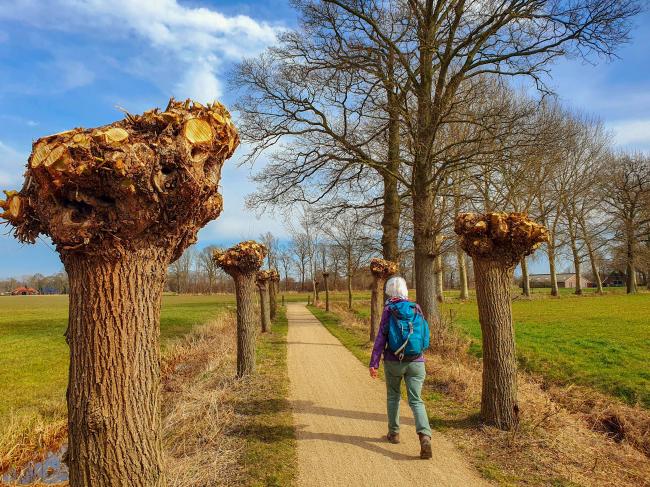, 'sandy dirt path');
287,303,490,487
